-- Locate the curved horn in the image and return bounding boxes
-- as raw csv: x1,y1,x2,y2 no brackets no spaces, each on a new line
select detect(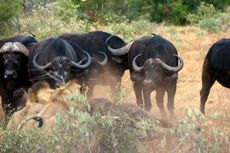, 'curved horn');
17,116,43,133
0,42,29,56
13,42,29,56
156,54,184,72
33,52,52,69
96,51,108,66
107,41,134,56
132,54,144,72
71,50,91,69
